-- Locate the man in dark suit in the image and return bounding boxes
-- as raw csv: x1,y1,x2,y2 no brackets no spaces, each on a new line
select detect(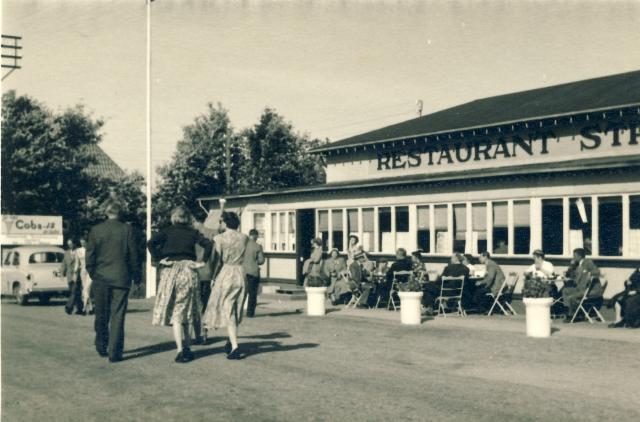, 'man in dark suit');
243,229,265,318
474,252,505,312
562,248,603,322
86,200,140,362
